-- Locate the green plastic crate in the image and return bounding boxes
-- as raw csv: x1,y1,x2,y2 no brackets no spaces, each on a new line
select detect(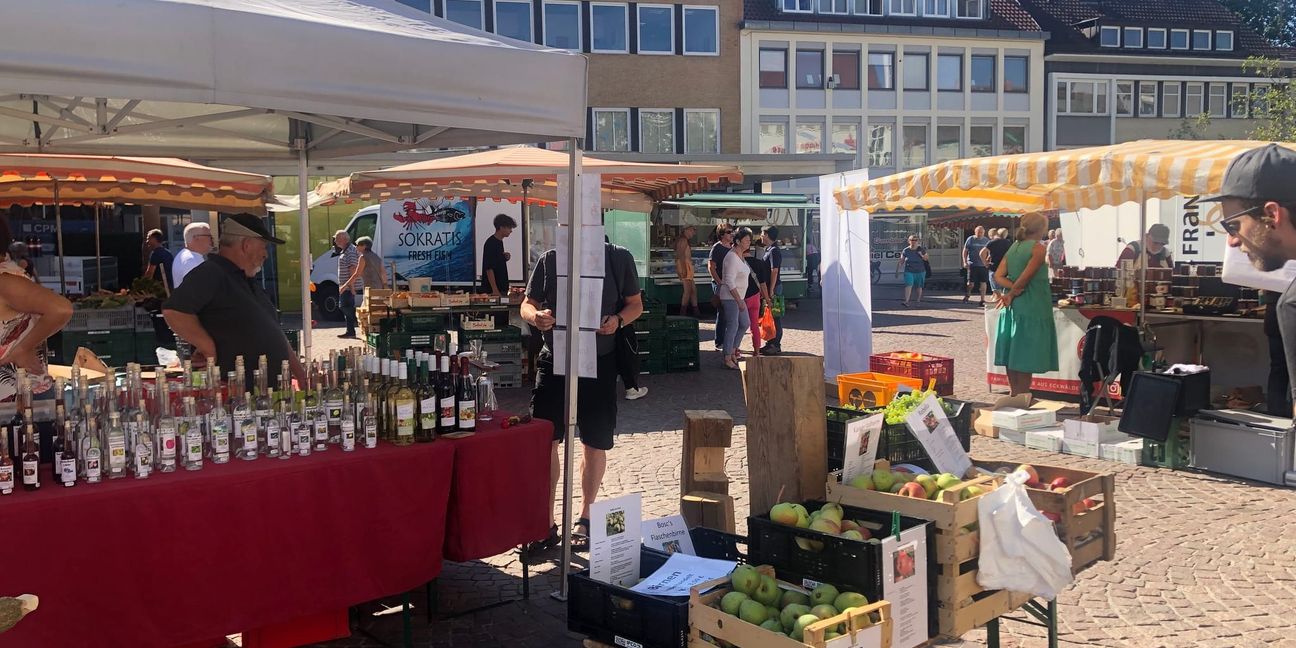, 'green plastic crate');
667,353,699,372
400,311,450,333
135,333,160,365
458,325,522,344
666,315,700,331
61,330,135,367
668,338,699,356
385,332,451,357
